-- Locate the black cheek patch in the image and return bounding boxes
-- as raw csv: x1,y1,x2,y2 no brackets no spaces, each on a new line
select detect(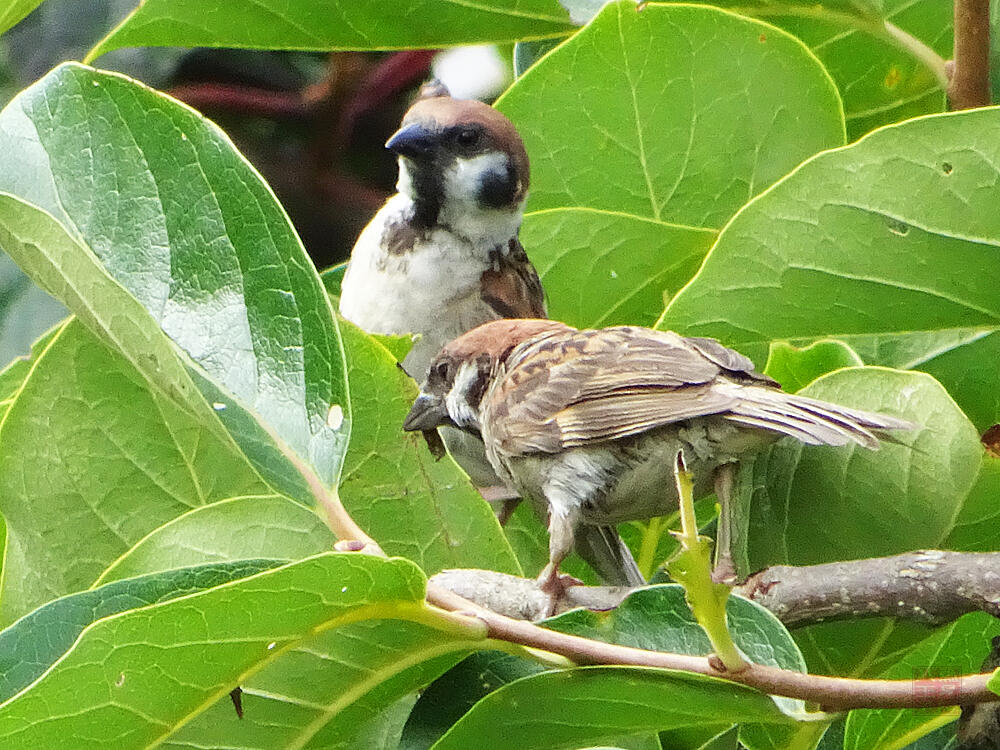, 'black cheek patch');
477,161,518,209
